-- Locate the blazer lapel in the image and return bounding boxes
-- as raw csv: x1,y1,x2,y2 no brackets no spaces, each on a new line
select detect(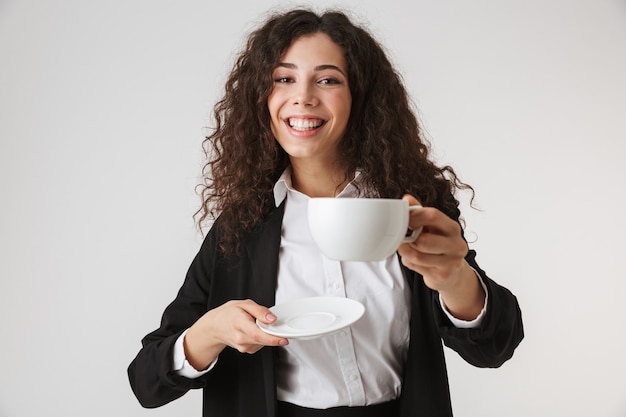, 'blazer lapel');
242,203,285,417
243,202,285,307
